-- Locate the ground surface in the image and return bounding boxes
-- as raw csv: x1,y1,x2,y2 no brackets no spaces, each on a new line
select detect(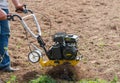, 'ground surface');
1,0,120,82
